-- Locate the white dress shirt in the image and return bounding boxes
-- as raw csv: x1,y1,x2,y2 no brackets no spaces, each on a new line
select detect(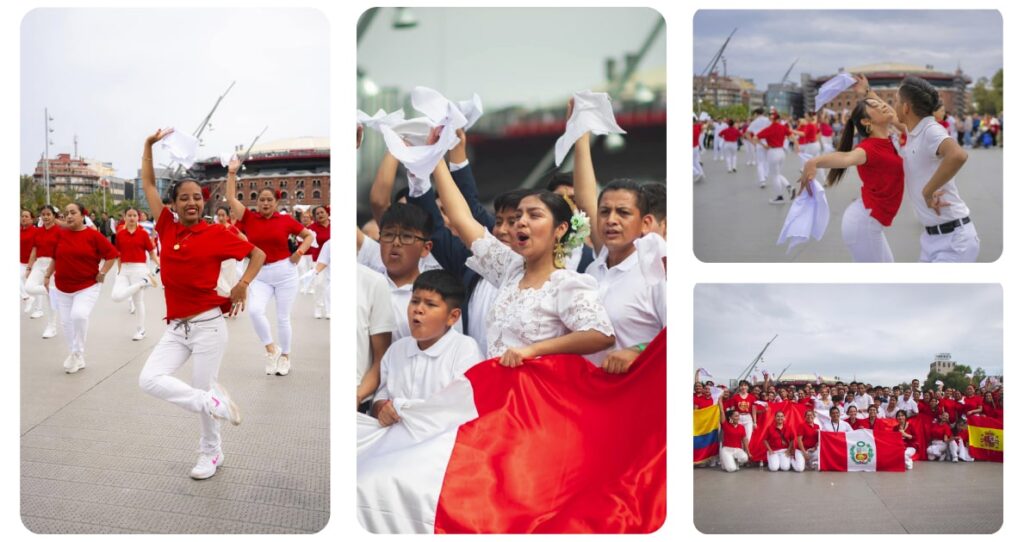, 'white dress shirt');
820,420,853,432
374,328,483,412
357,264,397,387
895,396,919,416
